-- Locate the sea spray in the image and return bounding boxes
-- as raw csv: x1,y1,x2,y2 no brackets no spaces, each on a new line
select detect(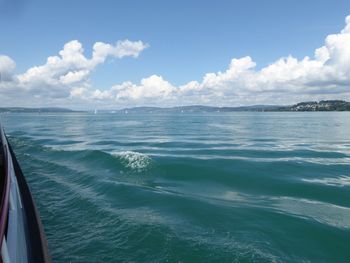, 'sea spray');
113,151,153,172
